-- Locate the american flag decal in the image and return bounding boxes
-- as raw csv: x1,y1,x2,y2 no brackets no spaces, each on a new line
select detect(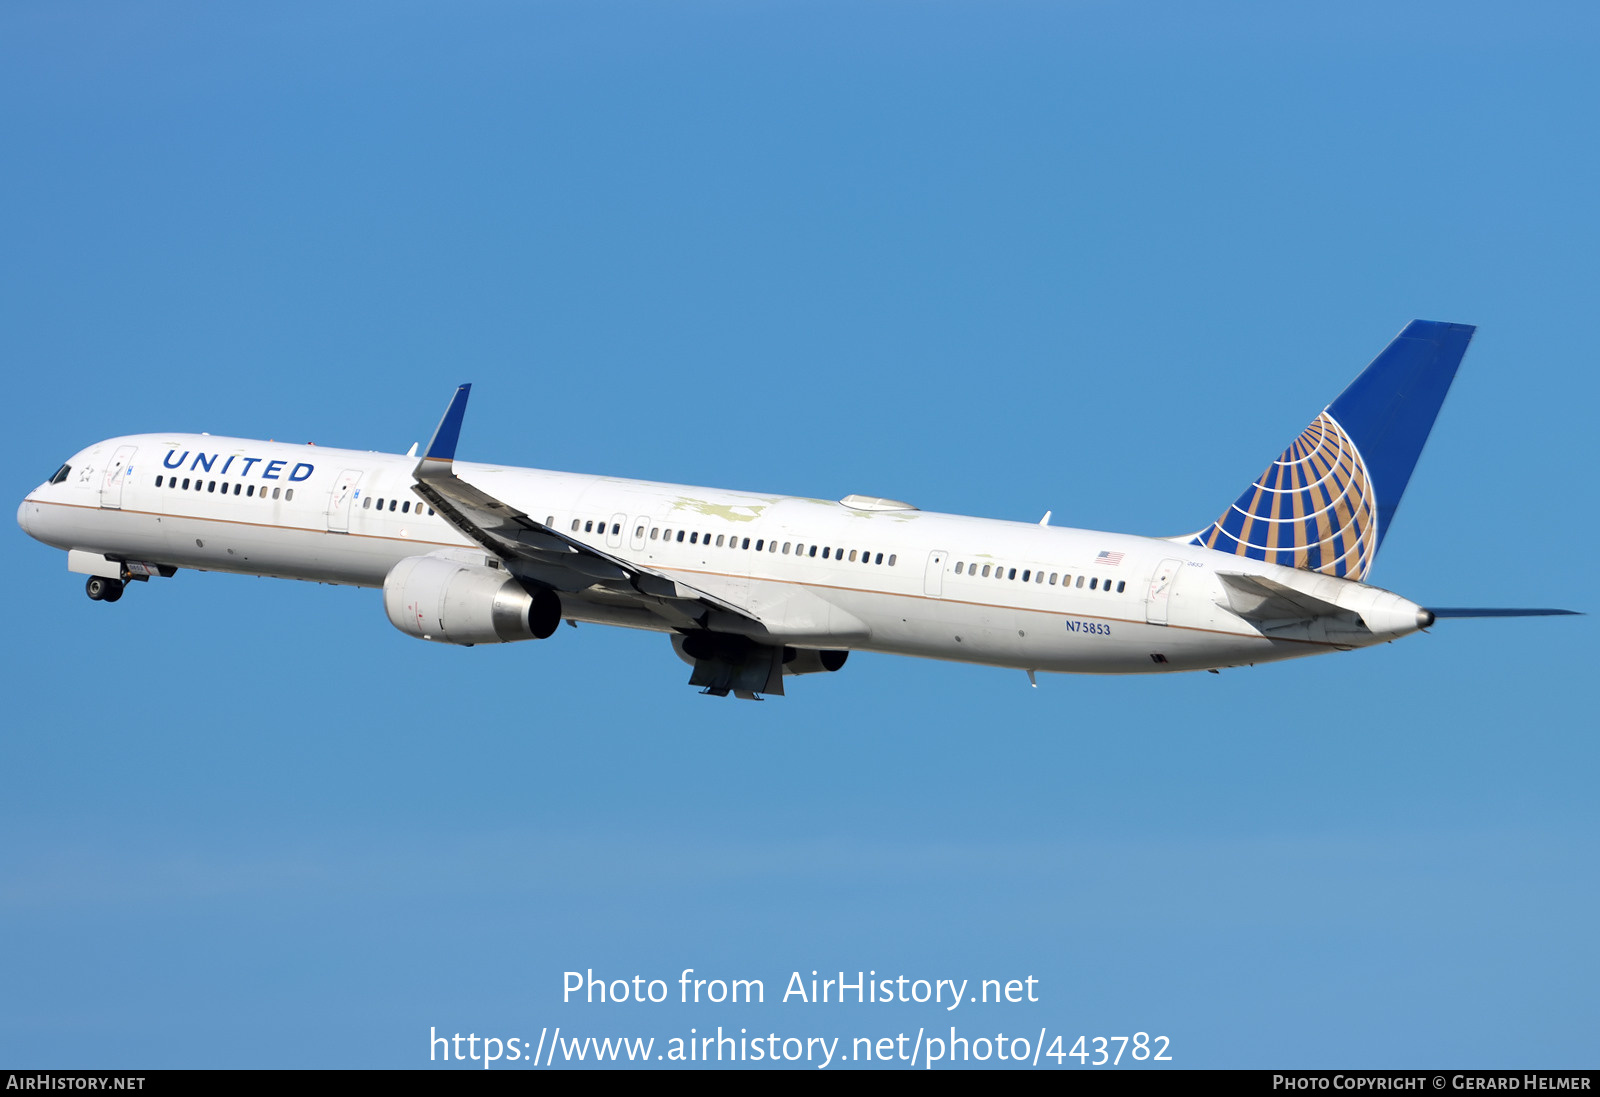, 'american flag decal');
1096,550,1125,566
